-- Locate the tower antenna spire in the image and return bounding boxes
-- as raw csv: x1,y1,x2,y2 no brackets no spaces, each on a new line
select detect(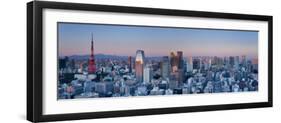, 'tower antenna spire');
88,33,96,73
91,32,93,42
